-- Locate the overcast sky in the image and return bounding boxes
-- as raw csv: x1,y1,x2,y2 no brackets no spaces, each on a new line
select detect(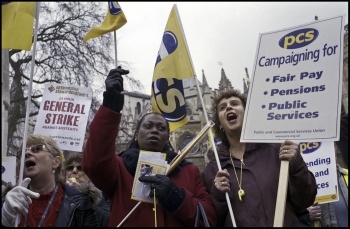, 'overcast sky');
112,2,348,94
